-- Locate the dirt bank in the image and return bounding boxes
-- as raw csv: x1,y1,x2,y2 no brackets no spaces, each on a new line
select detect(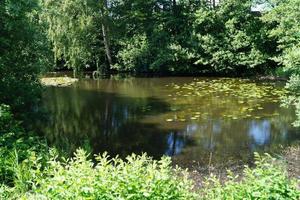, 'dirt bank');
177,145,300,189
